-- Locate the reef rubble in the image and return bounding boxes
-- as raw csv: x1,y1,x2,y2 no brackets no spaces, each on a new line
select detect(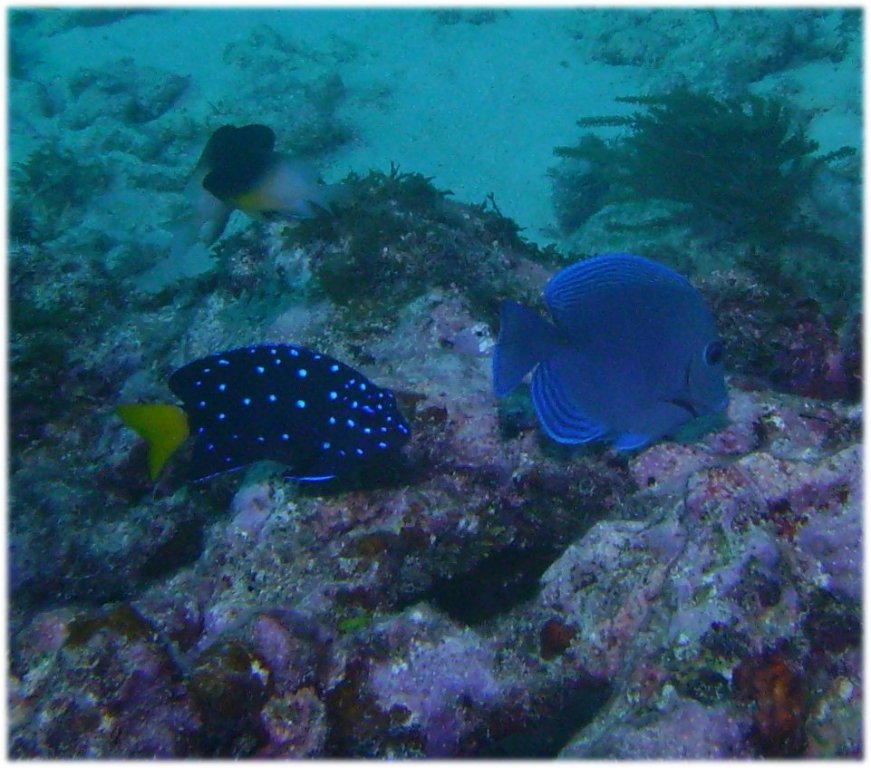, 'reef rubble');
8,22,862,750
9,200,863,755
